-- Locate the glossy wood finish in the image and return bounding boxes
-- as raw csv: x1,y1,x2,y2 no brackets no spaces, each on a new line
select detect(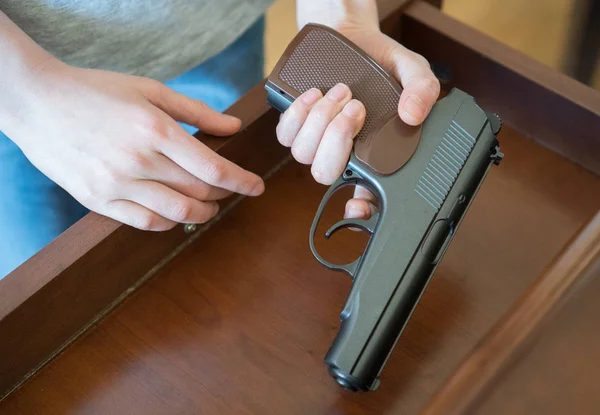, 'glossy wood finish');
0,83,287,400
472,257,600,415
0,0,420,400
1,123,599,414
1,1,600,413
420,211,600,415
400,1,600,175
565,0,600,85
